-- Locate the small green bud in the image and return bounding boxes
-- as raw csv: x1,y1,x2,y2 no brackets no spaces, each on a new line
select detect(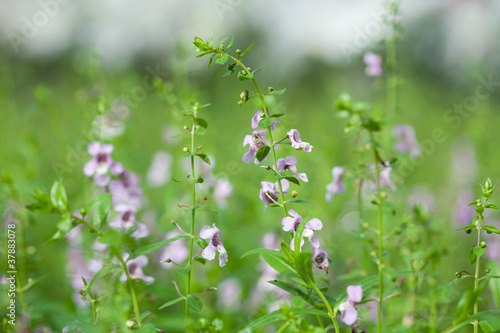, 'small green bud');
362,222,370,230
466,229,472,234
220,44,225,51
126,320,136,329
379,263,386,270
480,241,486,248
80,208,87,216
183,125,189,130
393,227,400,234
370,251,377,258
291,190,298,198
380,192,388,200
455,271,462,278
268,87,274,92
240,90,249,101
183,147,189,153
177,203,182,208
235,49,241,56
199,318,208,329
237,100,244,106
486,268,491,274
487,230,493,234
246,67,251,72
